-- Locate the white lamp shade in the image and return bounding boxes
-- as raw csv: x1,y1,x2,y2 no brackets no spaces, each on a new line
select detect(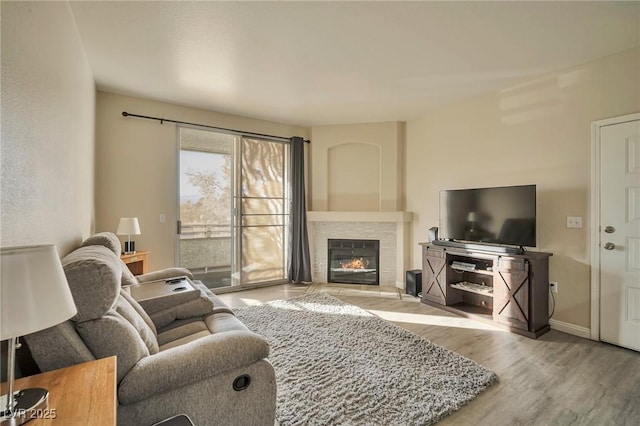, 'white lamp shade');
467,212,479,222
1,245,77,340
116,217,141,235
